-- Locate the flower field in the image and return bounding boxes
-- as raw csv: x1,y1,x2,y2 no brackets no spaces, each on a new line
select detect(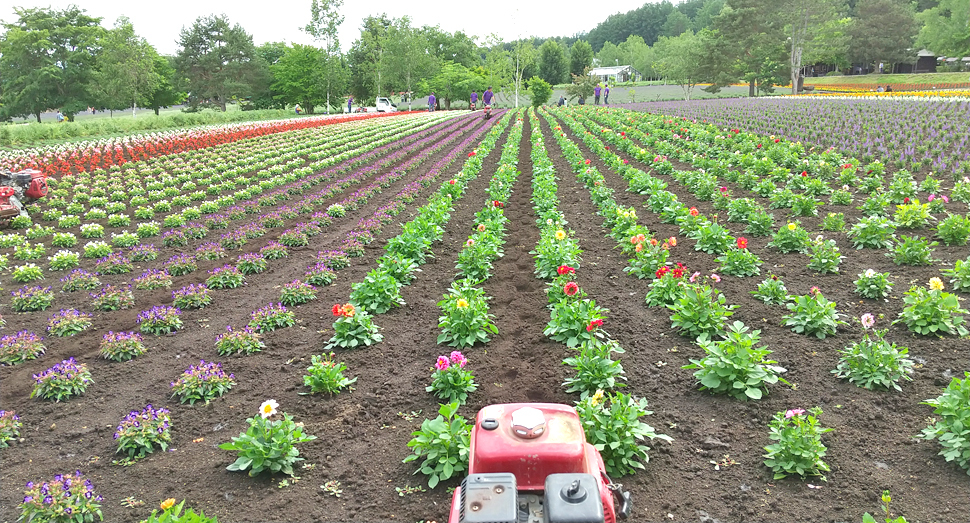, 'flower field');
2,103,970,522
